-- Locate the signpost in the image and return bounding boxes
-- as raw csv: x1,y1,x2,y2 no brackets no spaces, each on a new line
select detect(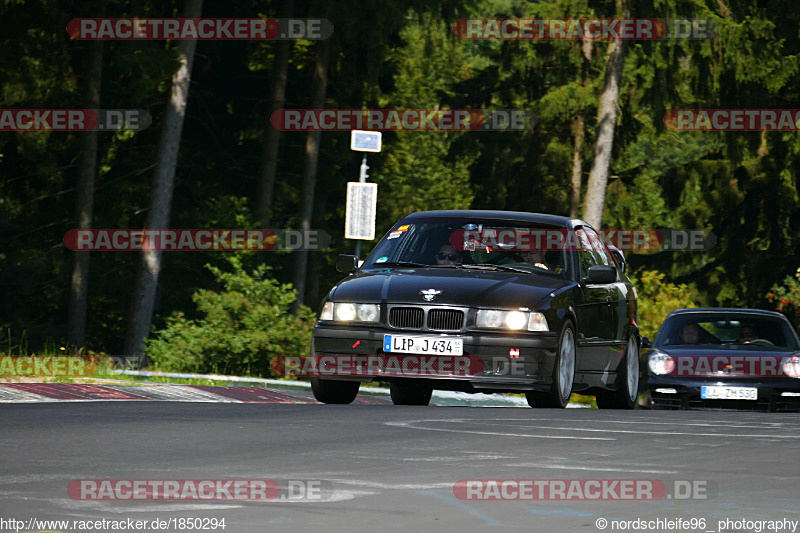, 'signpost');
346,130,381,259
344,182,377,240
